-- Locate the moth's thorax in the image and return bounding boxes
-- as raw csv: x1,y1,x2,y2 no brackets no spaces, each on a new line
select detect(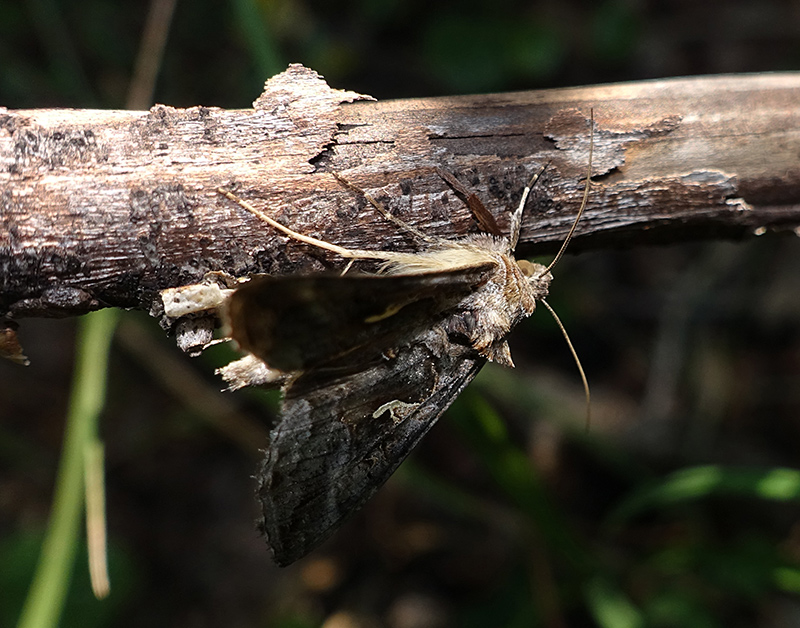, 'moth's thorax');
446,239,552,366
493,253,549,319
